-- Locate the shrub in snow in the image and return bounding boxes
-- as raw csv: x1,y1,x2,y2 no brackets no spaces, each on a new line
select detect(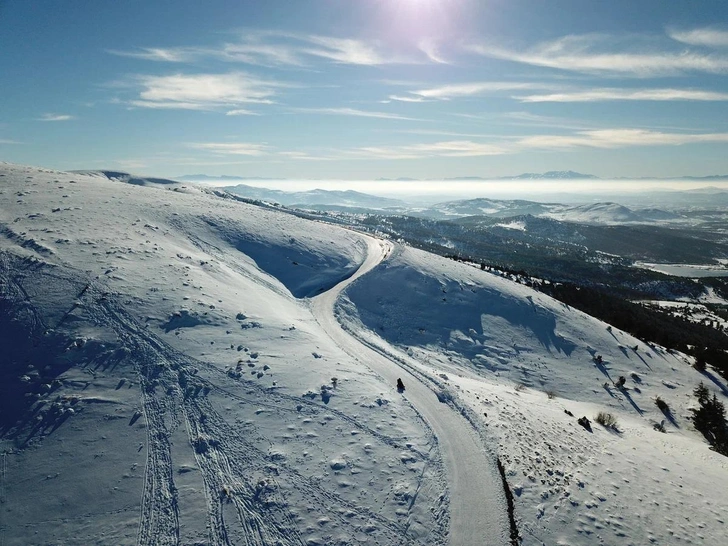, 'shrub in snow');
655,396,670,413
595,411,619,431
614,376,626,389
